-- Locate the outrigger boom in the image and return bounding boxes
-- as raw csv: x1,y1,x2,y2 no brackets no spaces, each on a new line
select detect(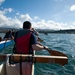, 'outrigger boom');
0,54,68,66
0,54,68,75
